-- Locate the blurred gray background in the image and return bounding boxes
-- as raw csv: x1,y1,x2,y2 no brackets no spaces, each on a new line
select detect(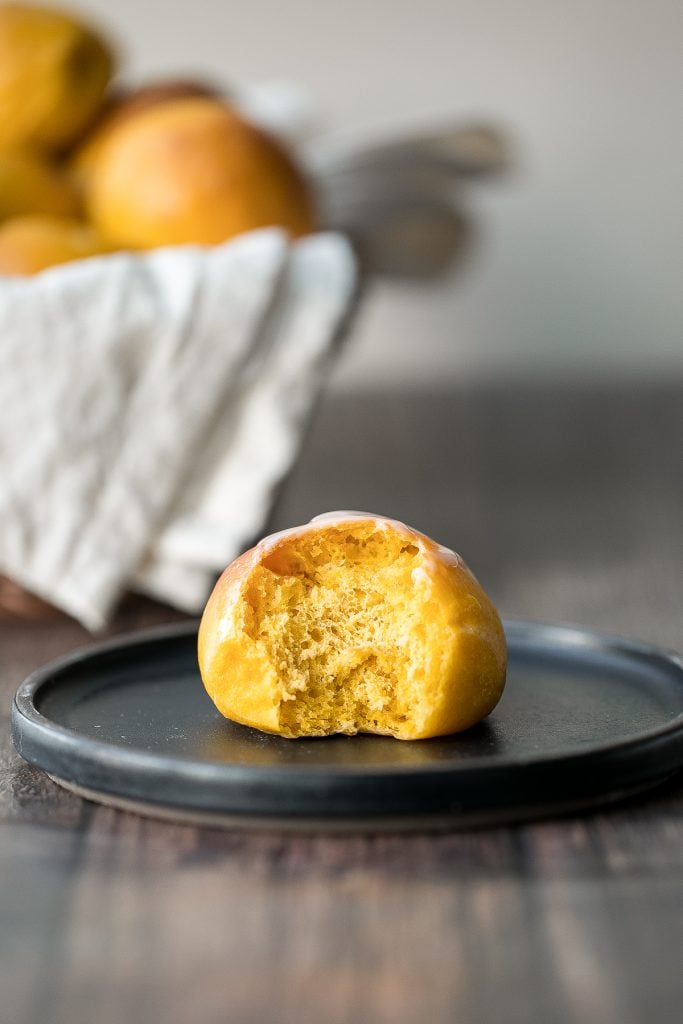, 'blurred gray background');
76,0,682,388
